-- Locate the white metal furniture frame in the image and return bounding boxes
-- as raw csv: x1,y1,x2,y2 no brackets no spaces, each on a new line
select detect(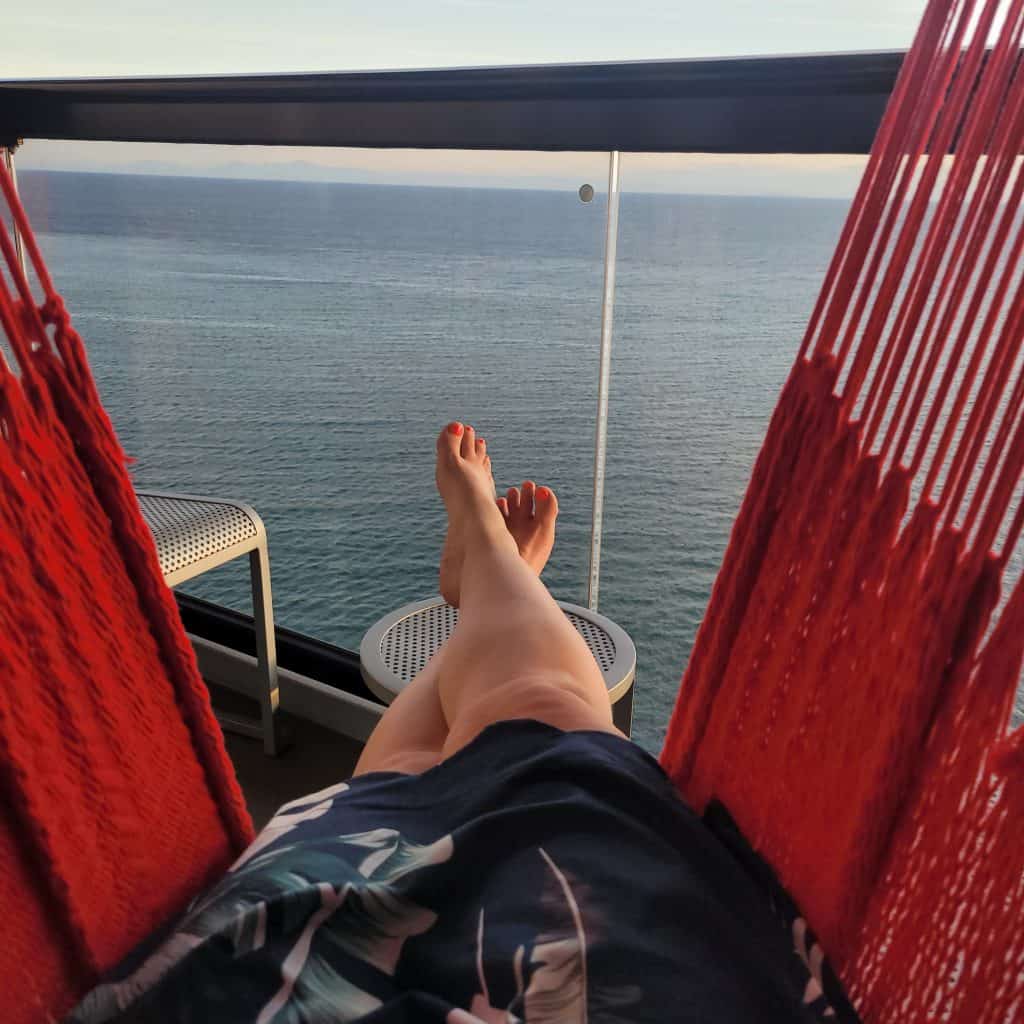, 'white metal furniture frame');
136,490,281,755
360,595,636,711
